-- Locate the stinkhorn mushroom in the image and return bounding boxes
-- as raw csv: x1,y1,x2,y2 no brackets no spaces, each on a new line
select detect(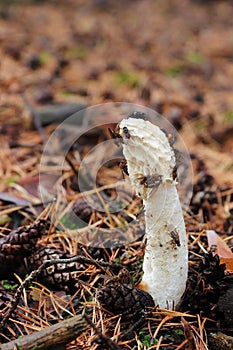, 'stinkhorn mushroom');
119,116,188,309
